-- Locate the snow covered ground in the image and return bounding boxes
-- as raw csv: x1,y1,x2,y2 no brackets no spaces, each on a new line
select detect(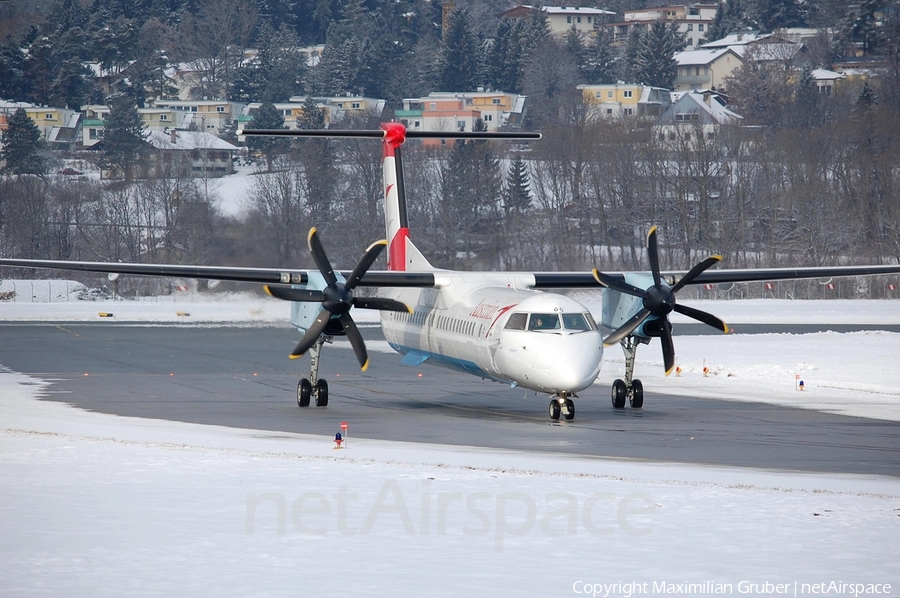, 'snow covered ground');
2,295,900,595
